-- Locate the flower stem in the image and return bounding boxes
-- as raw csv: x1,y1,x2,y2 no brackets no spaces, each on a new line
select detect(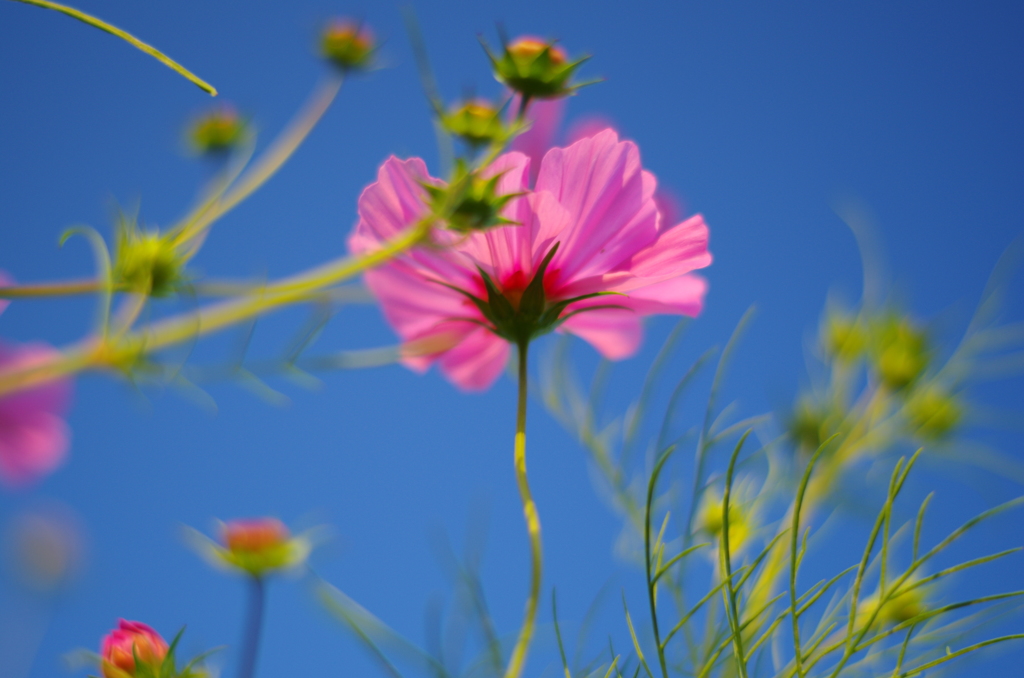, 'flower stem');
504,339,542,678
11,0,217,95
237,576,265,678
0,217,432,397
